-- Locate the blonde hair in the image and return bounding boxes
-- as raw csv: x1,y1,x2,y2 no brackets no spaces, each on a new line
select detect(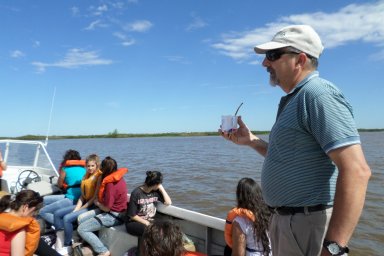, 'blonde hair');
86,154,100,167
